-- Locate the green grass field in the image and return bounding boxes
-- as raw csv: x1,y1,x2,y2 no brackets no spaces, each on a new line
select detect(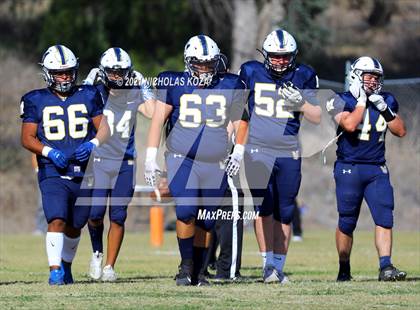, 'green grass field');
1,230,419,309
